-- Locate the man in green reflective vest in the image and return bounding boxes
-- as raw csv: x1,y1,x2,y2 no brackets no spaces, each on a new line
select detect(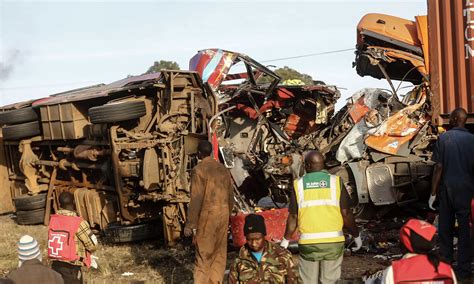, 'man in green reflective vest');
282,150,361,283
